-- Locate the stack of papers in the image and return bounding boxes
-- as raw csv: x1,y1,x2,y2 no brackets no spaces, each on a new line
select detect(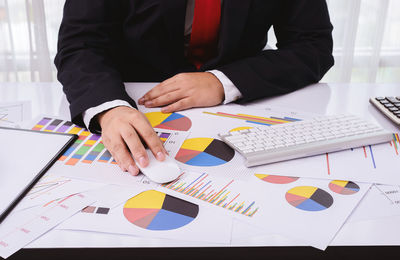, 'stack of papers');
1,91,400,258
